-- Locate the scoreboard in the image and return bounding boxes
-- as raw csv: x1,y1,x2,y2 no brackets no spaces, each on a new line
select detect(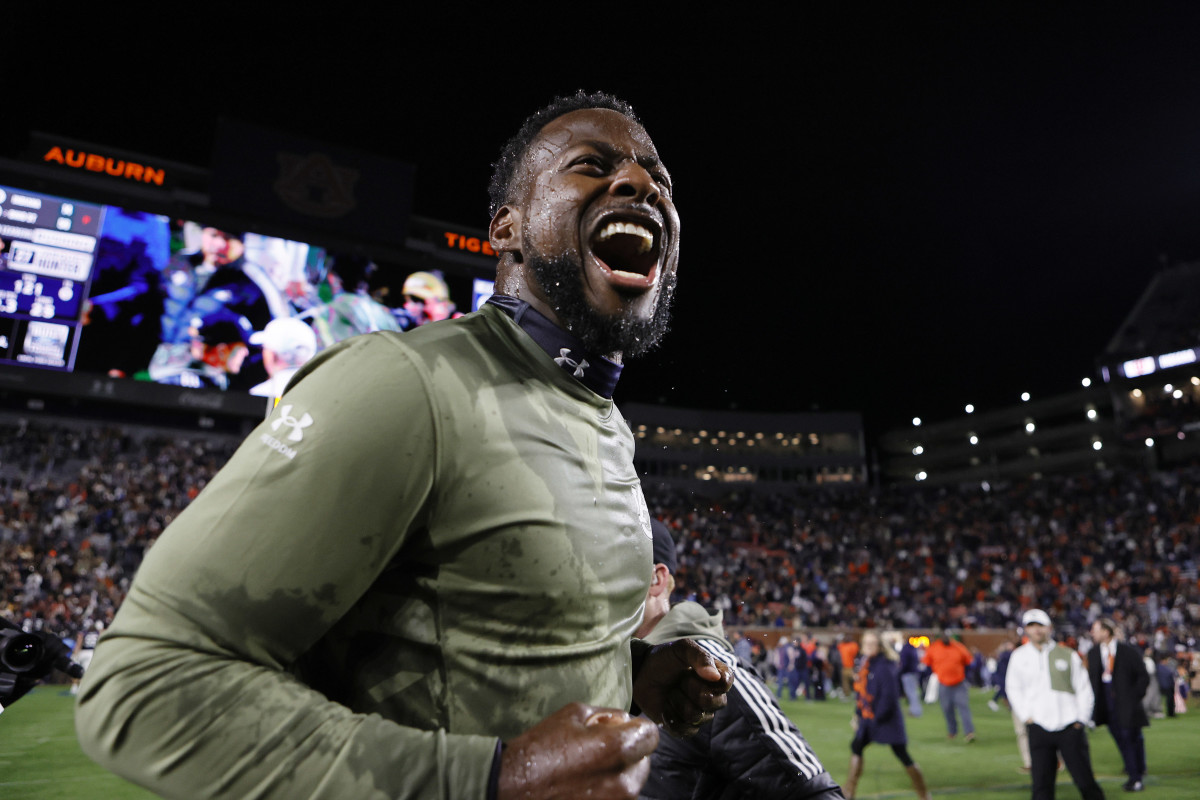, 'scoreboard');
0,160,498,422
0,185,105,370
